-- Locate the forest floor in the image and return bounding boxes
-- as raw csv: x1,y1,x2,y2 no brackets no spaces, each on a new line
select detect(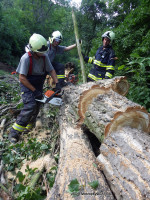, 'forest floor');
0,66,60,200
